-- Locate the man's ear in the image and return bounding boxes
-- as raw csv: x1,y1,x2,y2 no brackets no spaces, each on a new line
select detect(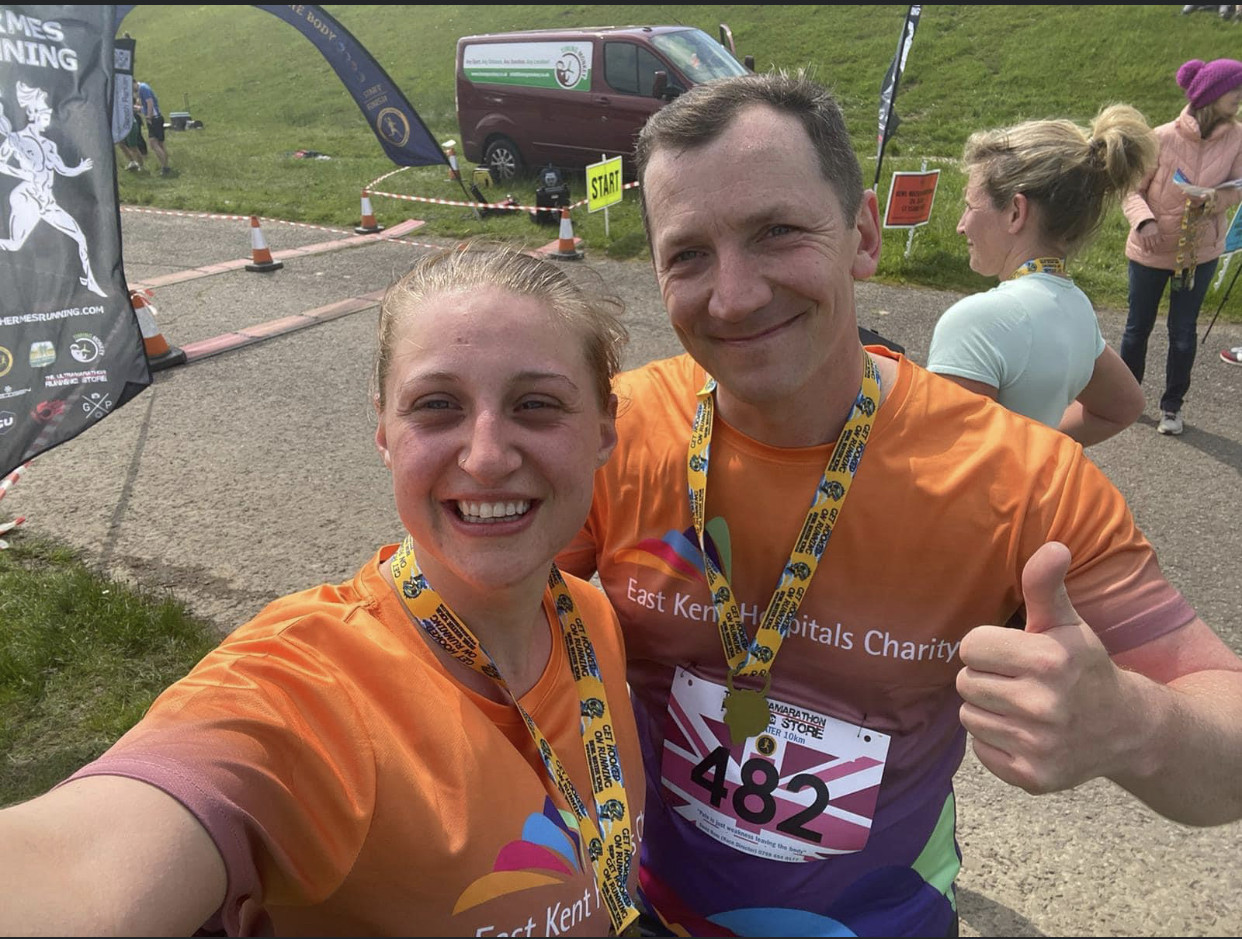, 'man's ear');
851,189,882,280
373,395,392,469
